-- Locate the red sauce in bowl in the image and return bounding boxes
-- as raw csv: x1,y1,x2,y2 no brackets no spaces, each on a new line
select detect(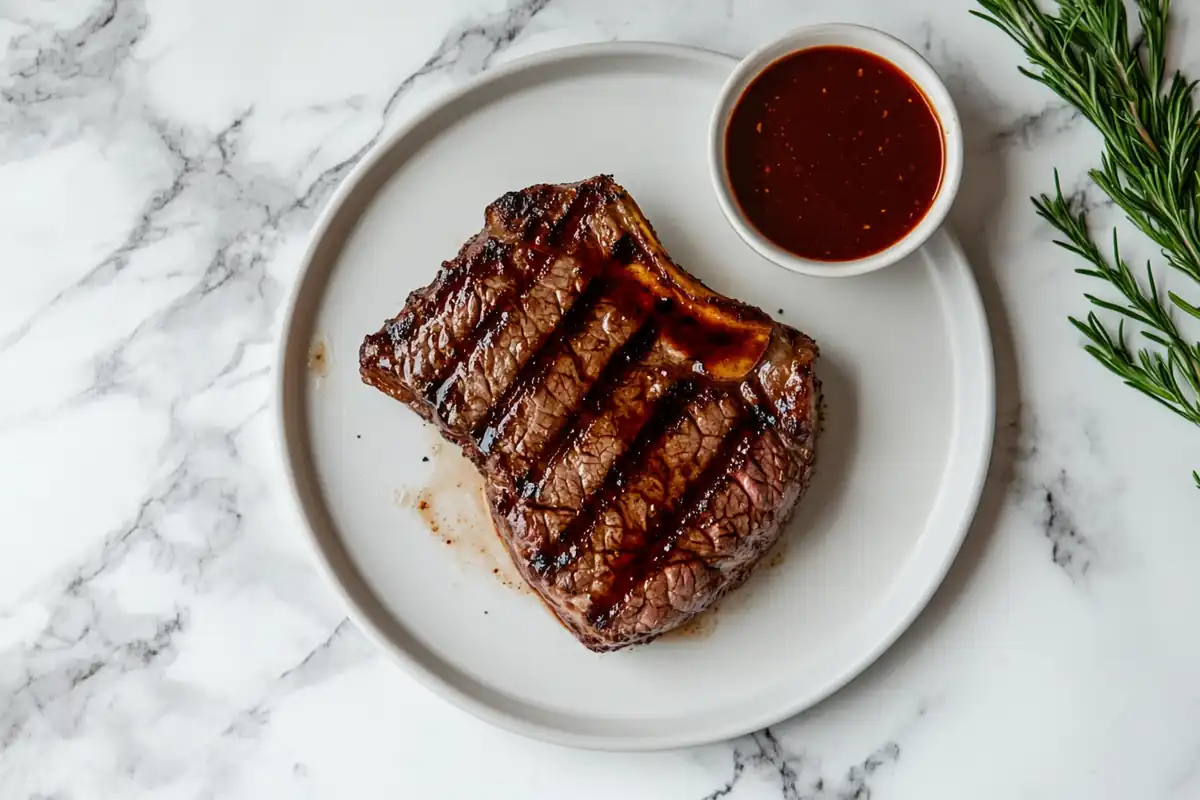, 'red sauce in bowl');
725,46,944,262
